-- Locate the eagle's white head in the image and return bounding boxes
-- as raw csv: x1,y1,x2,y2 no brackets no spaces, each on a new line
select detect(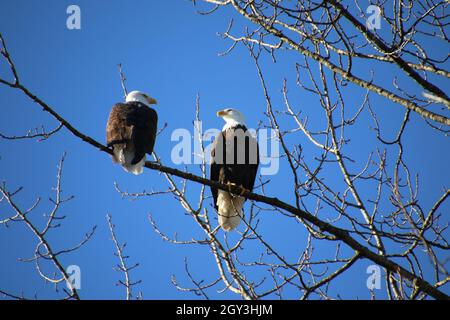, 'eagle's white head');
217,108,246,130
126,91,157,106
